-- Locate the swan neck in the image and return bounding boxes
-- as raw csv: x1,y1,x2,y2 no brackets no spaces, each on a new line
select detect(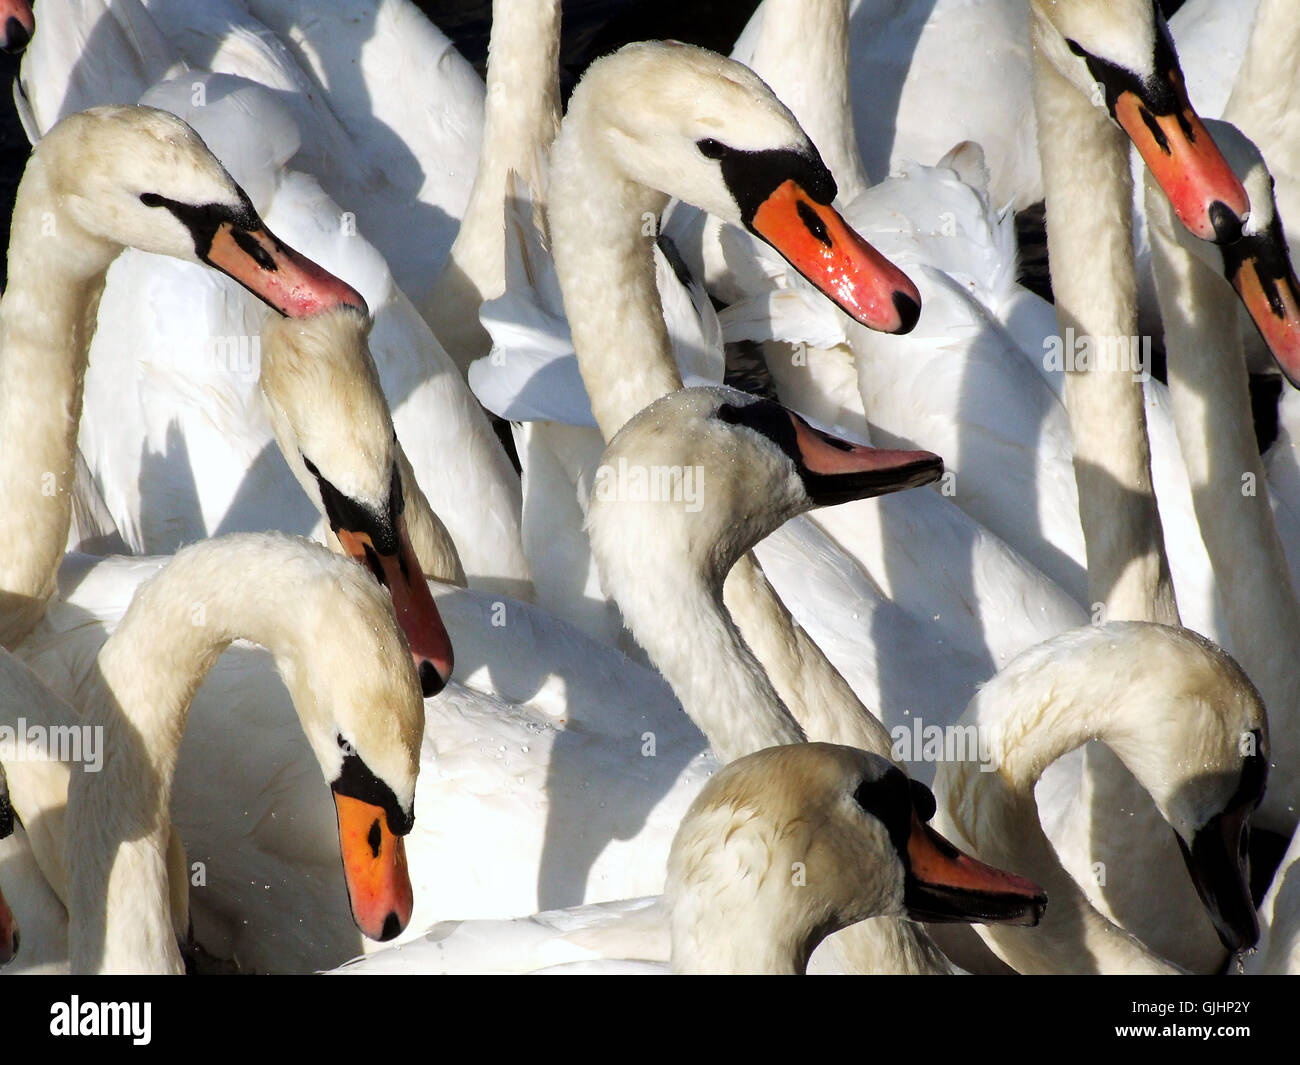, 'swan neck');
1152,213,1300,786
936,631,1180,974
65,539,325,973
0,164,116,647
744,0,866,200
1032,45,1178,625
426,0,562,367
548,116,680,441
